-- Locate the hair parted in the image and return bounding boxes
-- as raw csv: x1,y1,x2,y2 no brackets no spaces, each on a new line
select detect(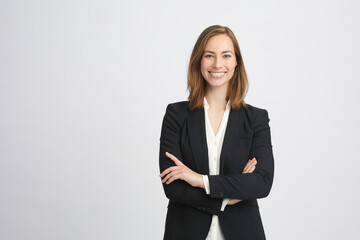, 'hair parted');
187,25,249,111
